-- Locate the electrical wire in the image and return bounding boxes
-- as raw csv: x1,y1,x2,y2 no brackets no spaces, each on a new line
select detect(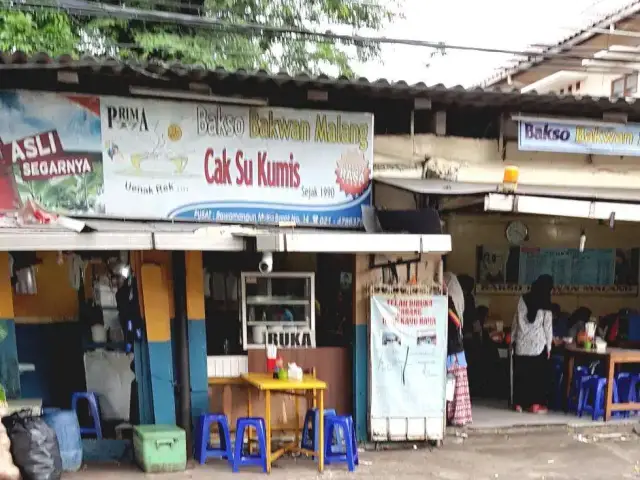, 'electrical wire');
5,0,640,83
8,0,640,65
